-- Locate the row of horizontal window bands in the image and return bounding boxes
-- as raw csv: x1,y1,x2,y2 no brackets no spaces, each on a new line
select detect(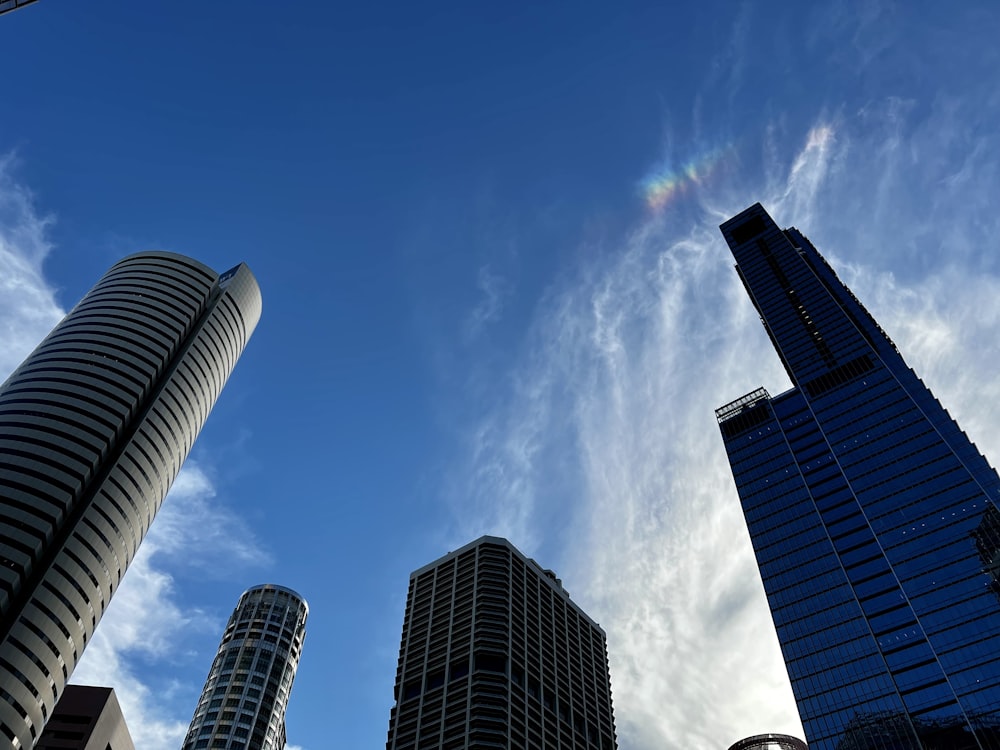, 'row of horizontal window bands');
848,465,965,526
0,656,41,741
73,289,199,352
42,323,174,384
61,300,188,341
0,393,180,507
394,688,611,747
78,291,201,346
400,568,605,628
406,576,593,625
9,359,150,425
106,252,217,288
400,652,610,720
767,548,995,648
23,346,158,405
0,463,153,653
3,603,83,714
93,267,211,313
223,627,301,650
504,688,612,747
397,718,606,750
40,294,240,421
0,434,107,516
749,460,976,546
56,283,196,340
835,432,947,489
806,384,909,445
230,609,306,637
393,704,609,750
64,307,188,362
404,630,607,677
95,261,213,312
404,644,605,703
403,635,607,691
827,406,932,466
0,494,131,612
